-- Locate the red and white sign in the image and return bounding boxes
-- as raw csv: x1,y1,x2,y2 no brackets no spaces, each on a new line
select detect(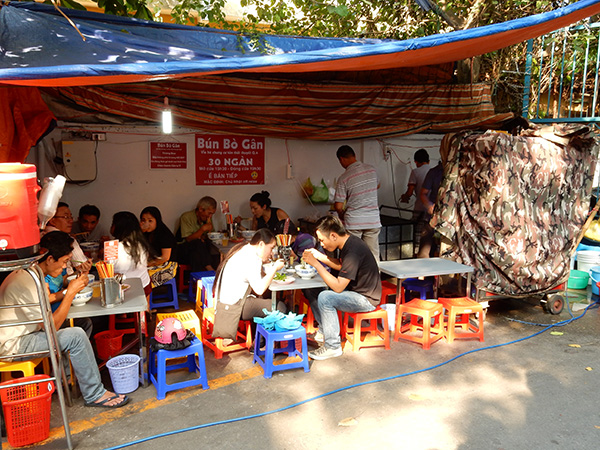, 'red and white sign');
104,240,119,262
149,141,187,169
195,134,265,185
